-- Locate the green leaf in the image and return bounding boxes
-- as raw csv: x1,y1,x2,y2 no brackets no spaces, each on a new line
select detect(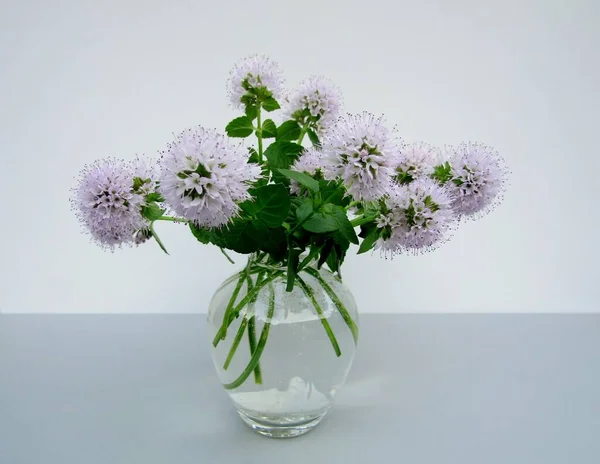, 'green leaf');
277,168,320,192
277,120,302,142
286,247,301,292
358,227,380,254
328,206,359,245
307,129,321,147
141,202,164,221
133,177,145,191
431,162,453,184
319,179,349,207
261,119,277,138
295,198,314,223
145,192,164,203
251,184,291,227
248,147,259,164
262,97,281,112
303,212,338,233
189,223,213,244
245,105,258,121
264,142,305,184
225,116,254,138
